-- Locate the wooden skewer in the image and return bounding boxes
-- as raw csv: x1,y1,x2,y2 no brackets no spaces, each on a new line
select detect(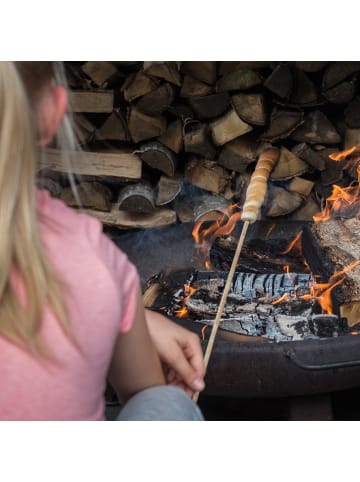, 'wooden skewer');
192,147,280,404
